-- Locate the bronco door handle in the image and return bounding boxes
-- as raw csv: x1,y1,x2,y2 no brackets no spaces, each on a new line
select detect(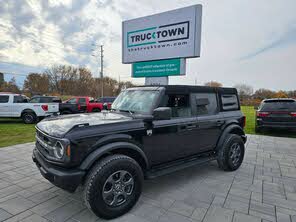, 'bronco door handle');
185,124,198,130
